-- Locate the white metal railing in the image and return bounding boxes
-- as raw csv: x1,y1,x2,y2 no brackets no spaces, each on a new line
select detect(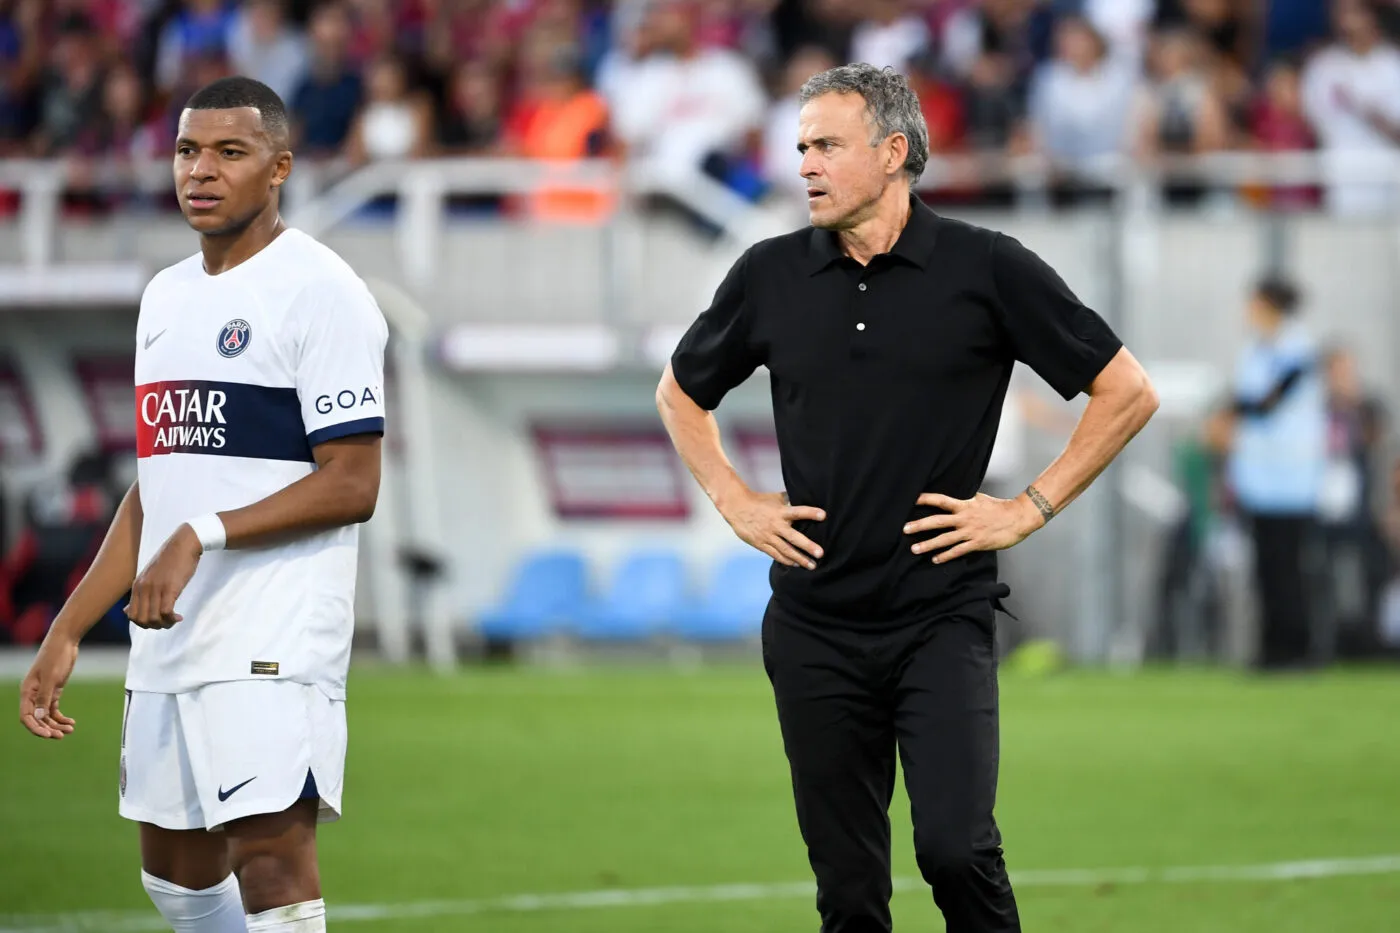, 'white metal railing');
6,150,1400,330
0,157,331,268
10,150,1400,271
911,149,1400,188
